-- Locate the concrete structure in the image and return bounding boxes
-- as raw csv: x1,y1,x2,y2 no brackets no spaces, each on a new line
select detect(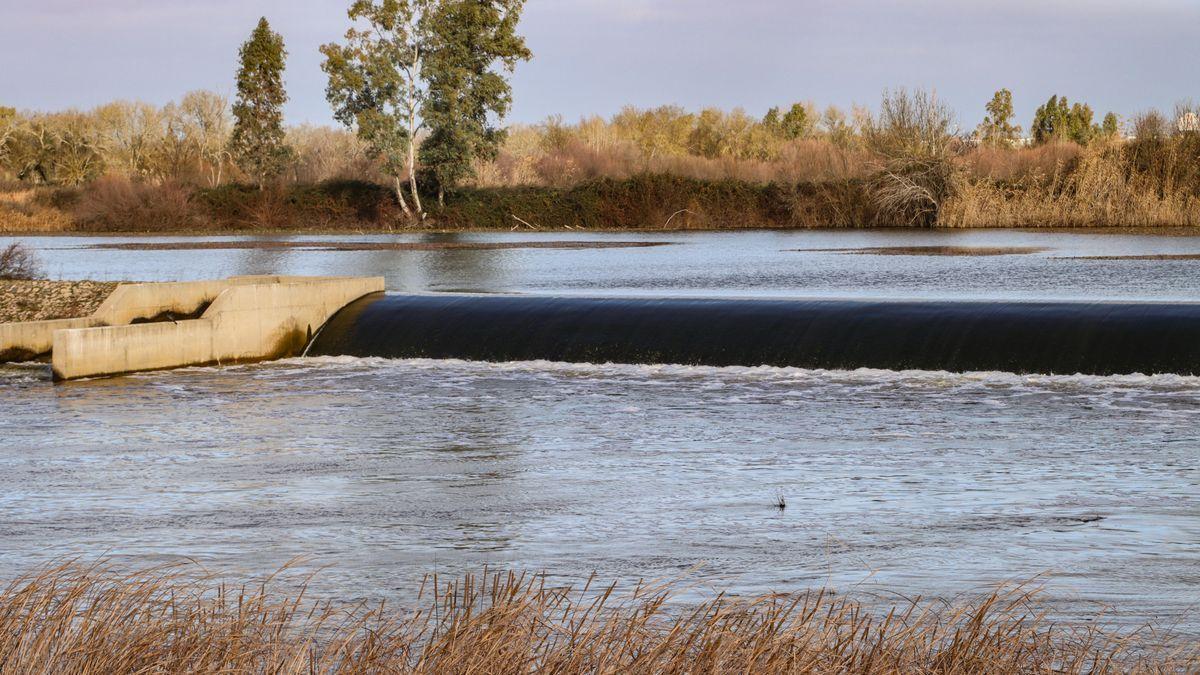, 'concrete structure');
1,277,263,362
0,276,384,380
